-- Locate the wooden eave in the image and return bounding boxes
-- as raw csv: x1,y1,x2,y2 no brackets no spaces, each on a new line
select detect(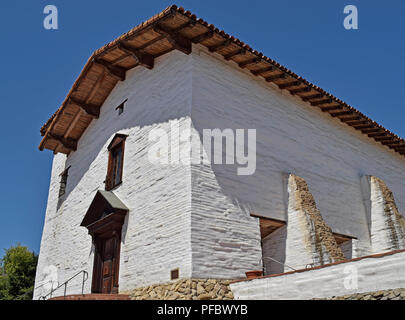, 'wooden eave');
80,190,129,228
39,5,405,159
251,213,286,239
333,232,357,245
